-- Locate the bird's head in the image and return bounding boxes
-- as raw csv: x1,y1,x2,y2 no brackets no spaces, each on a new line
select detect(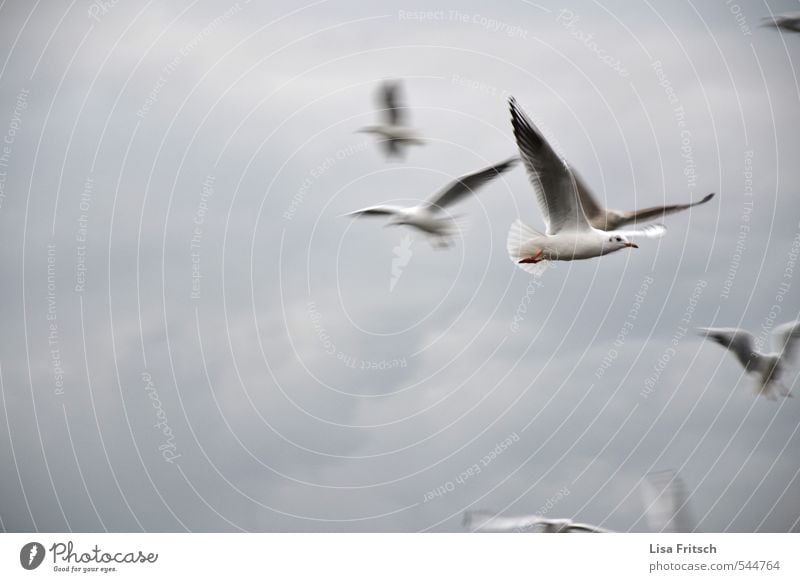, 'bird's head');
607,233,638,250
